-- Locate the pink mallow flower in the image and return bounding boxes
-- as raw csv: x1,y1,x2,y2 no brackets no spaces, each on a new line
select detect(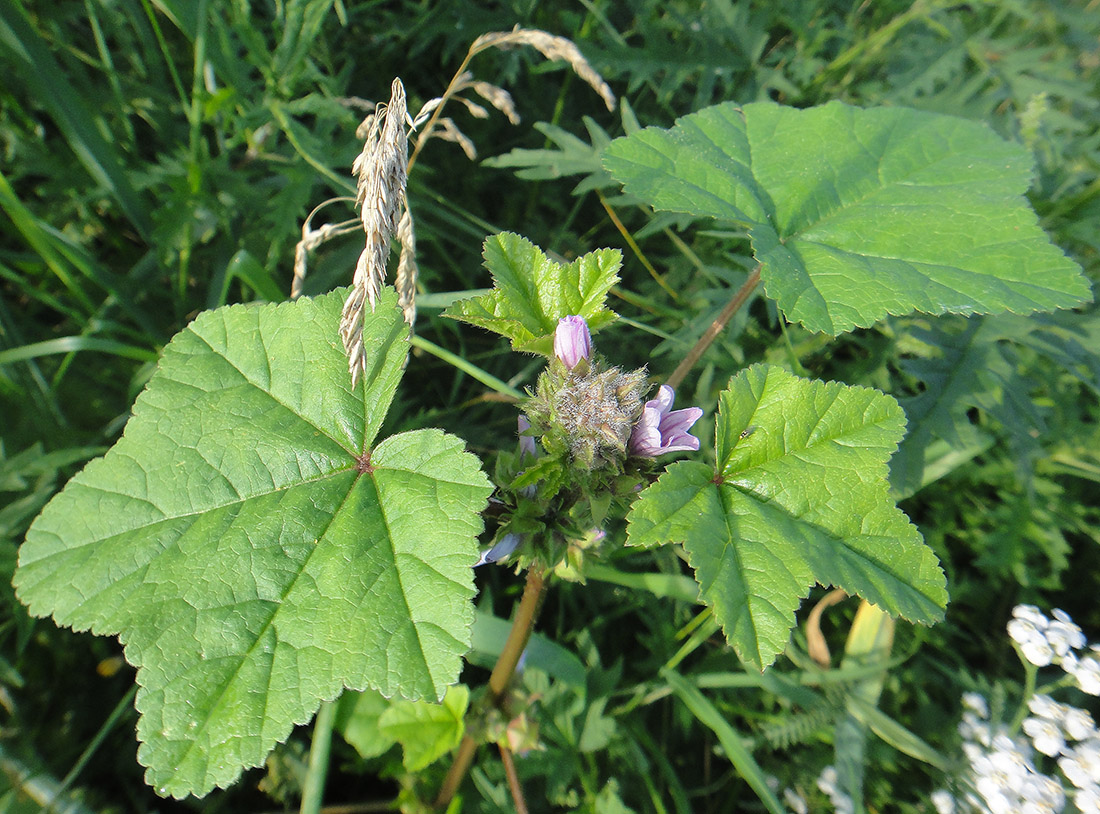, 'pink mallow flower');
553,316,592,370
629,385,703,457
